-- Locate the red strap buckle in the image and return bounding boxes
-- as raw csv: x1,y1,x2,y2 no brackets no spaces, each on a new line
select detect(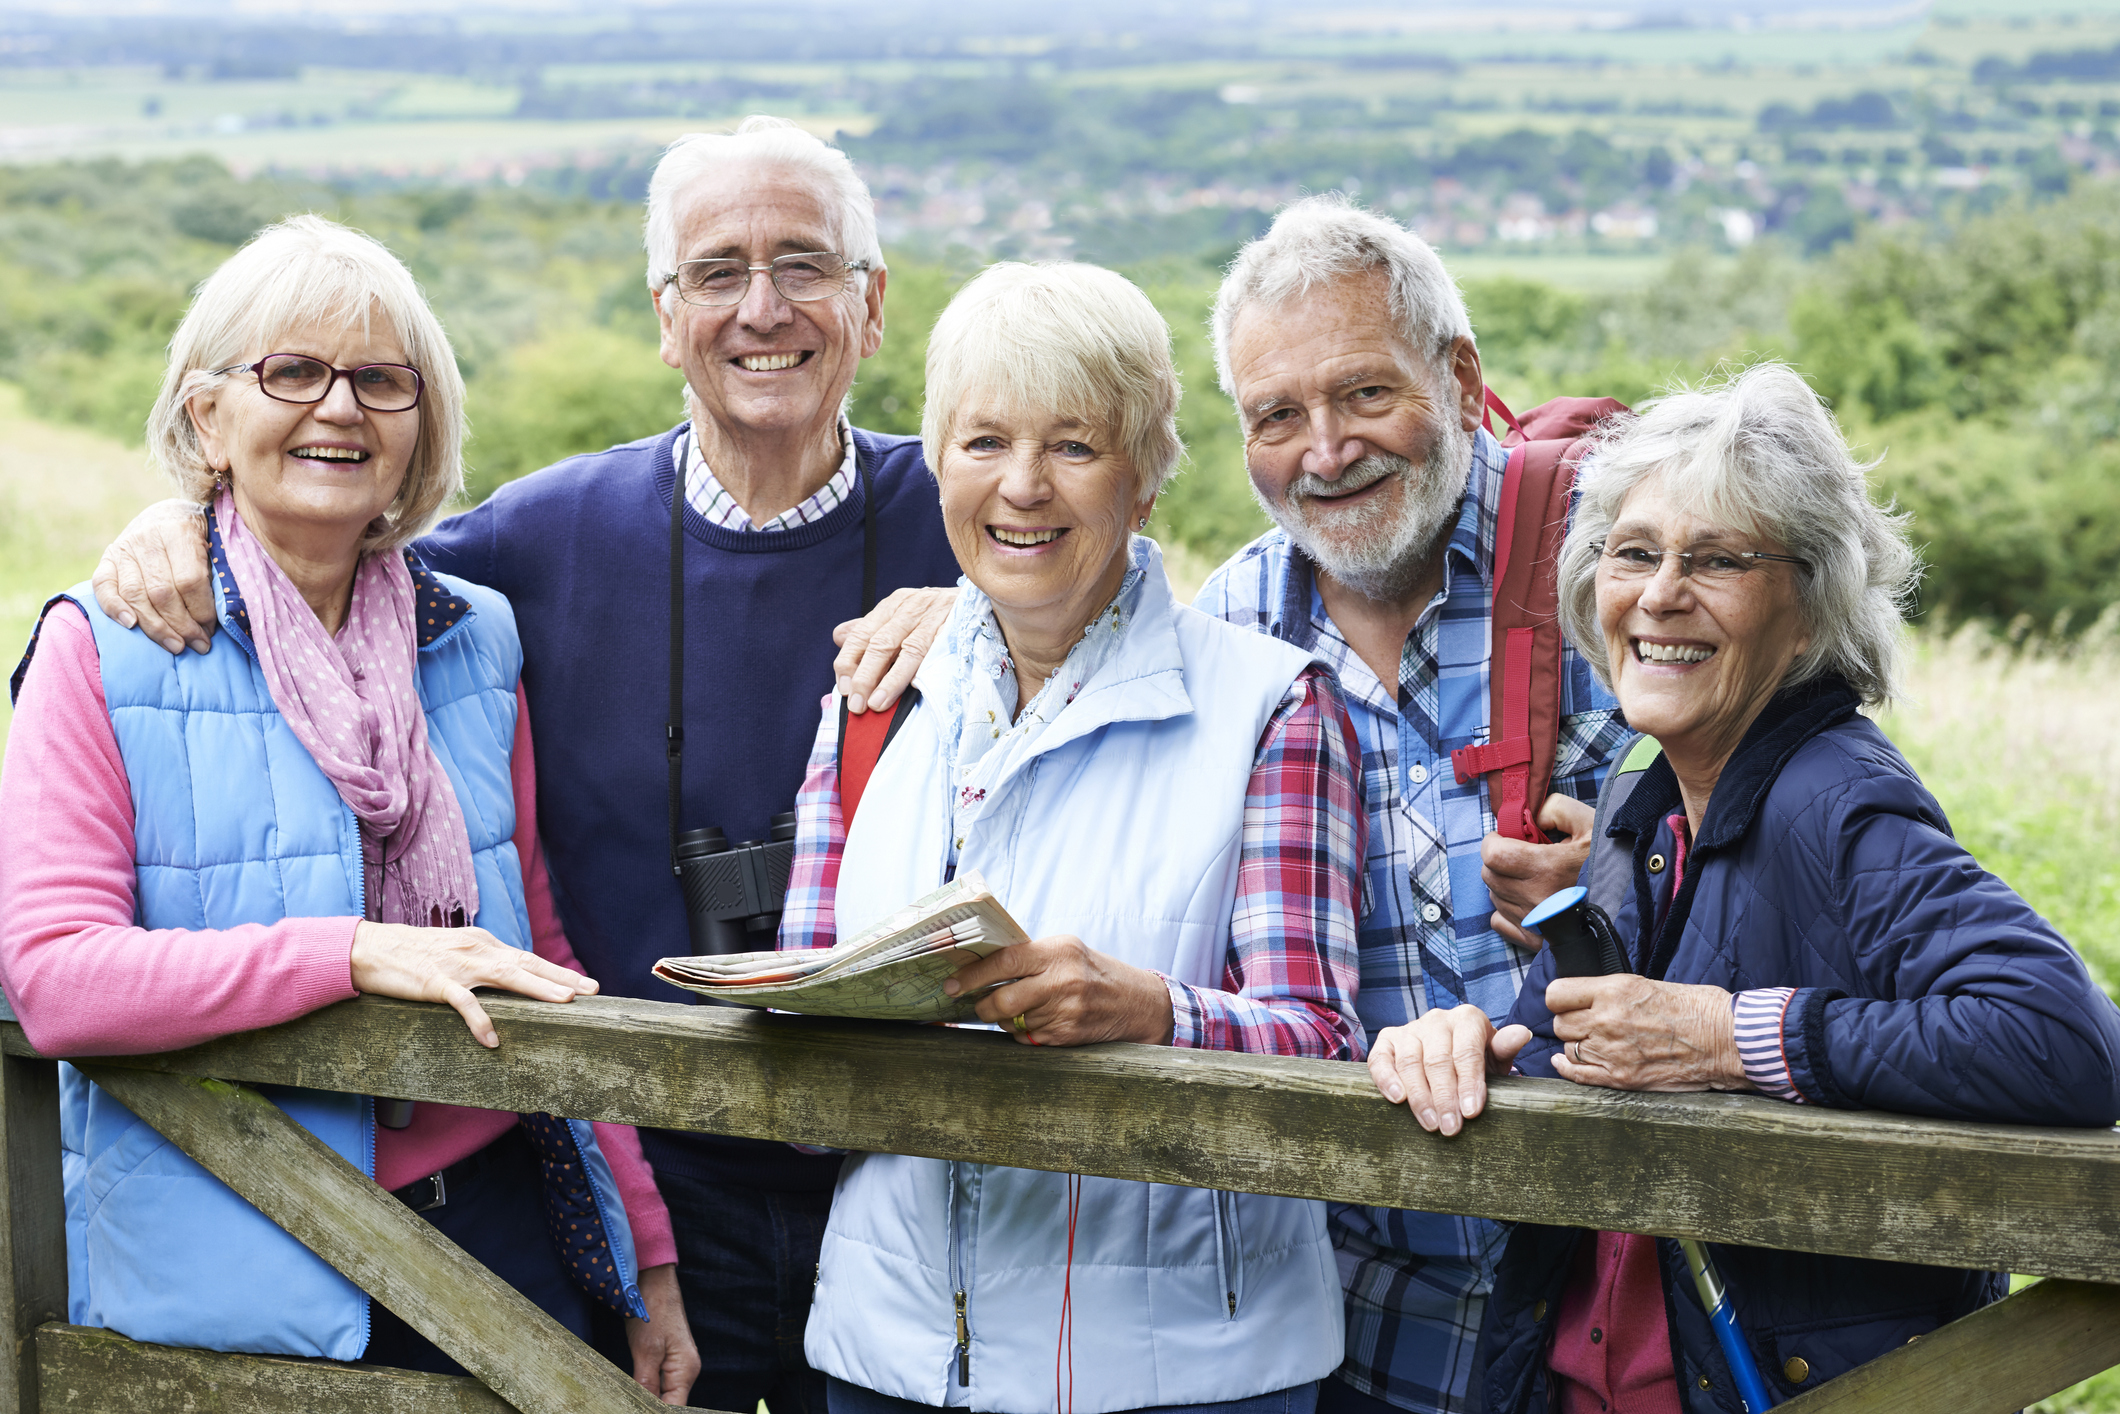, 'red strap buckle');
1450,735,1533,783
